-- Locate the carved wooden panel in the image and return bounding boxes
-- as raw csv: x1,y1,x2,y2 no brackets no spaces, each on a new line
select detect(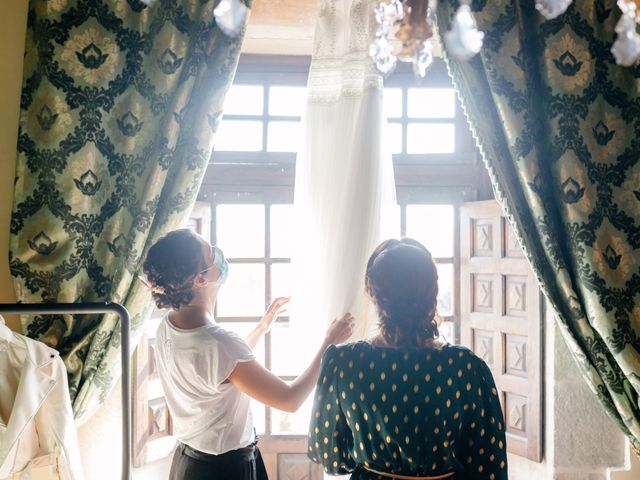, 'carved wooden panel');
473,329,495,370
472,219,494,257
472,274,495,313
504,218,524,258
278,454,315,480
505,393,528,438
148,398,171,439
461,200,542,462
505,334,528,378
504,275,528,317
